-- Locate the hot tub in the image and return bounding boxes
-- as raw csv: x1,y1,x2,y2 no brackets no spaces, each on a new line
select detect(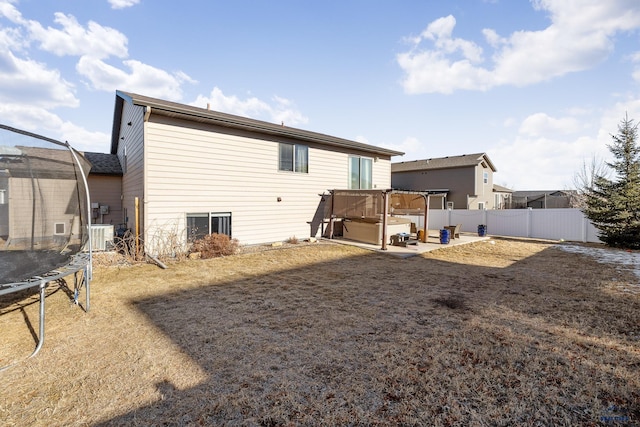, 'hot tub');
342,216,411,245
